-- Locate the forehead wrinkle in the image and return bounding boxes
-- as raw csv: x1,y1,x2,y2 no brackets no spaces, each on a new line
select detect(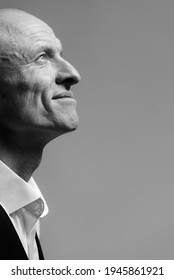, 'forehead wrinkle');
22,24,54,38
16,24,56,54
24,31,60,55
24,31,55,43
